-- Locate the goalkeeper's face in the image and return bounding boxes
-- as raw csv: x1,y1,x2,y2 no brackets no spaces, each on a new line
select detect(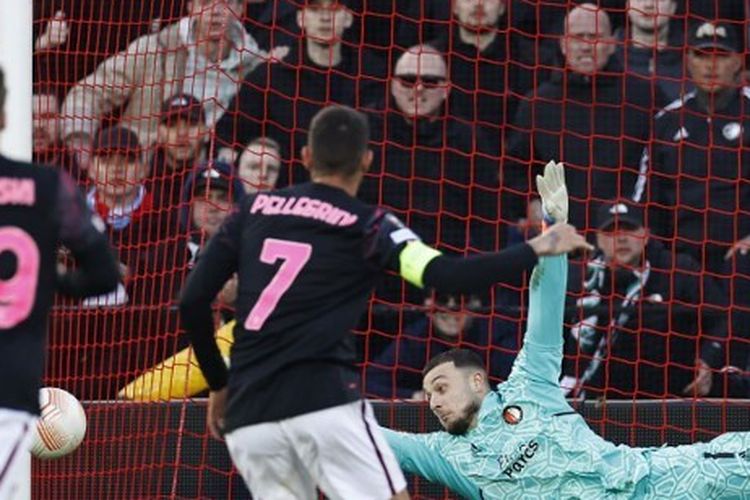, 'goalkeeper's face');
423,362,485,435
